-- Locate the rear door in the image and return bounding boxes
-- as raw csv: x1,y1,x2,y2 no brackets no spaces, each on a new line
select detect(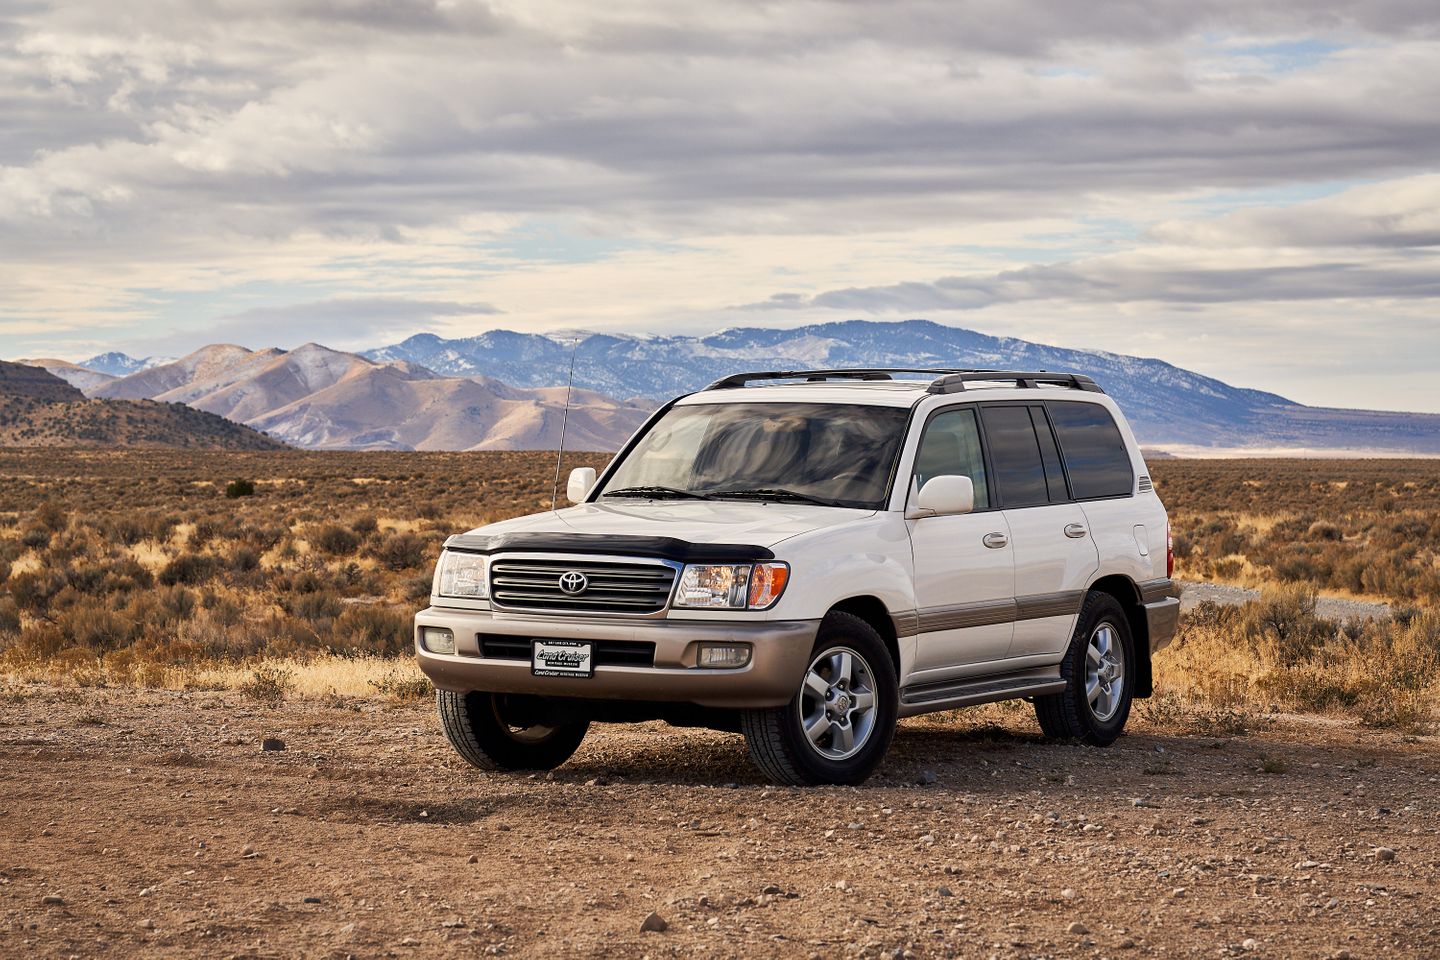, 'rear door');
1045,399,1149,584
978,403,1099,660
906,405,1016,680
